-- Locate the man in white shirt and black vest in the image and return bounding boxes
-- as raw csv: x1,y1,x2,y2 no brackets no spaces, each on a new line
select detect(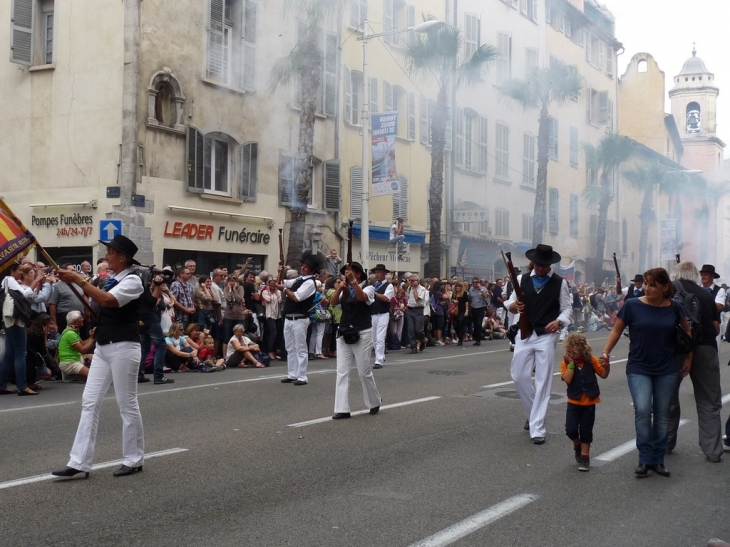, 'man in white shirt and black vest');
506,244,572,445
622,274,645,301
370,264,394,369
278,251,322,386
